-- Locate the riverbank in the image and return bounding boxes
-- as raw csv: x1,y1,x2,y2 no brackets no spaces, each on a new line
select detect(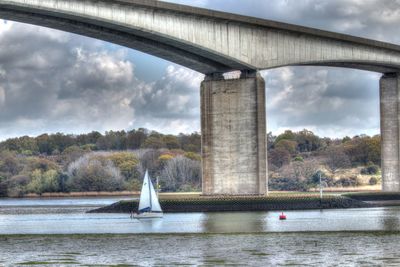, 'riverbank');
89,195,371,213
